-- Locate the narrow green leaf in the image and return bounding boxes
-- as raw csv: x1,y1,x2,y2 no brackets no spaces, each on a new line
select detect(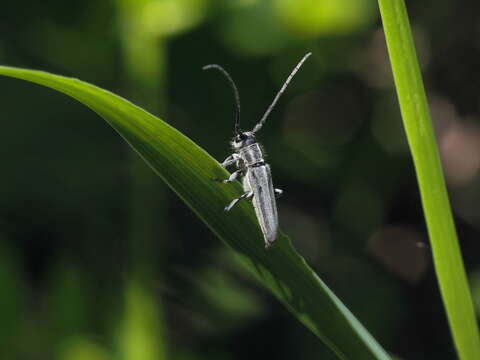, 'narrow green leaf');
0,66,390,359
377,1,480,359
